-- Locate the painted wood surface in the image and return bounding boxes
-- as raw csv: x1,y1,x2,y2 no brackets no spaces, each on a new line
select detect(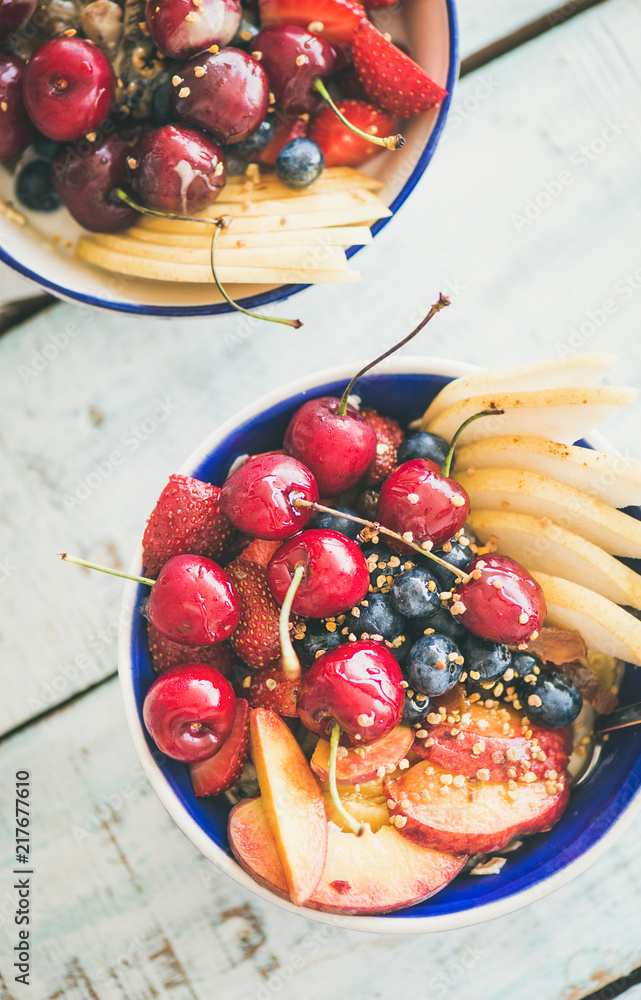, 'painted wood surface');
1,0,641,996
